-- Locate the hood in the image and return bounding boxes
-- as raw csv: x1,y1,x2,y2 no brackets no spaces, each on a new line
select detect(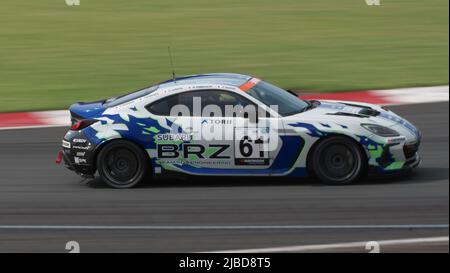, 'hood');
299,100,421,141
69,100,106,120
